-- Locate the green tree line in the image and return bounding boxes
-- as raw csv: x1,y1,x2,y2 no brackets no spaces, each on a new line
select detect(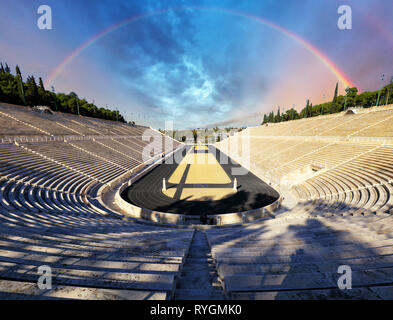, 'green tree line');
0,62,125,122
262,81,393,125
